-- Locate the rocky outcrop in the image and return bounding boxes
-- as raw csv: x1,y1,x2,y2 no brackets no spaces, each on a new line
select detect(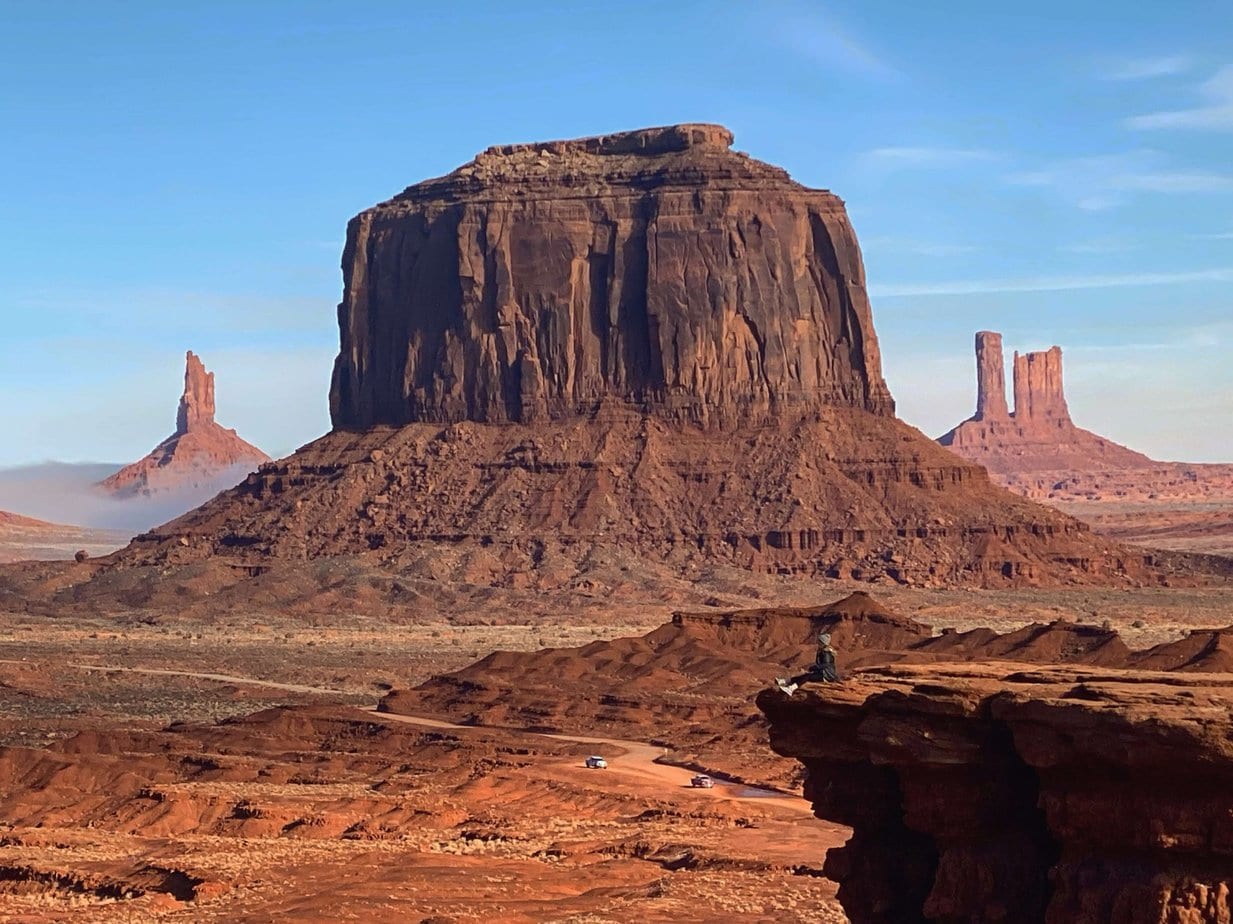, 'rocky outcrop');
329,123,894,430
1011,345,1069,428
759,663,1233,923
99,352,270,498
176,351,216,433
939,332,1152,474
